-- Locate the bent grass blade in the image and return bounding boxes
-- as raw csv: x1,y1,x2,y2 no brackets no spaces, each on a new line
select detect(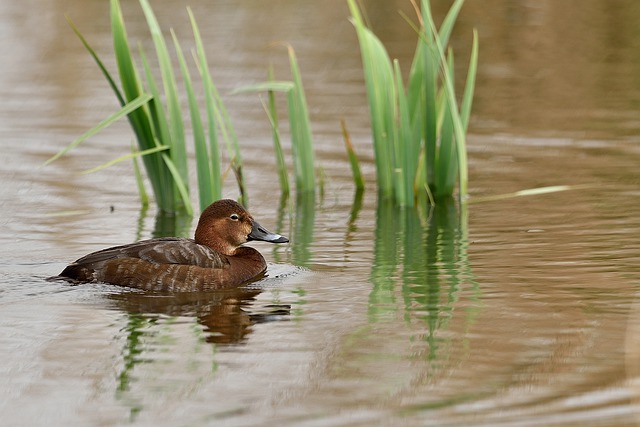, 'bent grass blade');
469,185,598,204
81,145,169,174
341,119,365,192
265,84,291,197
44,93,153,166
